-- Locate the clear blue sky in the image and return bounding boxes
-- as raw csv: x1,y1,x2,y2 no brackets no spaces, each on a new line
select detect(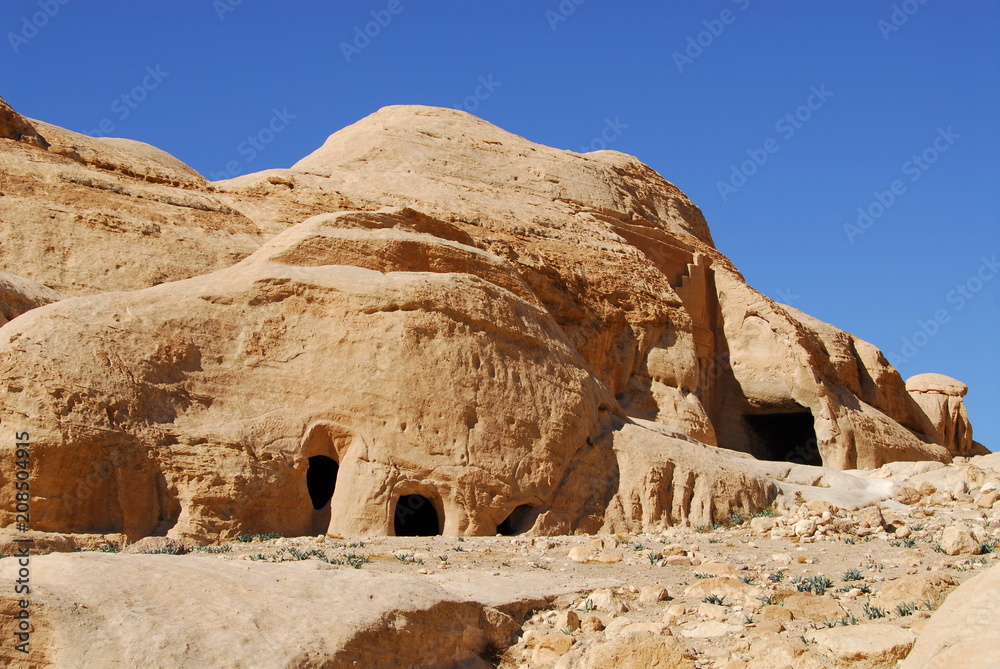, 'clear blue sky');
3,1,997,451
